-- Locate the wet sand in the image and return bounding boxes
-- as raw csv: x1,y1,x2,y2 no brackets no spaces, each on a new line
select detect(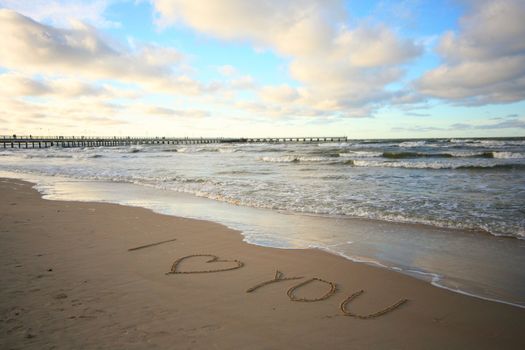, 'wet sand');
1,178,524,349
